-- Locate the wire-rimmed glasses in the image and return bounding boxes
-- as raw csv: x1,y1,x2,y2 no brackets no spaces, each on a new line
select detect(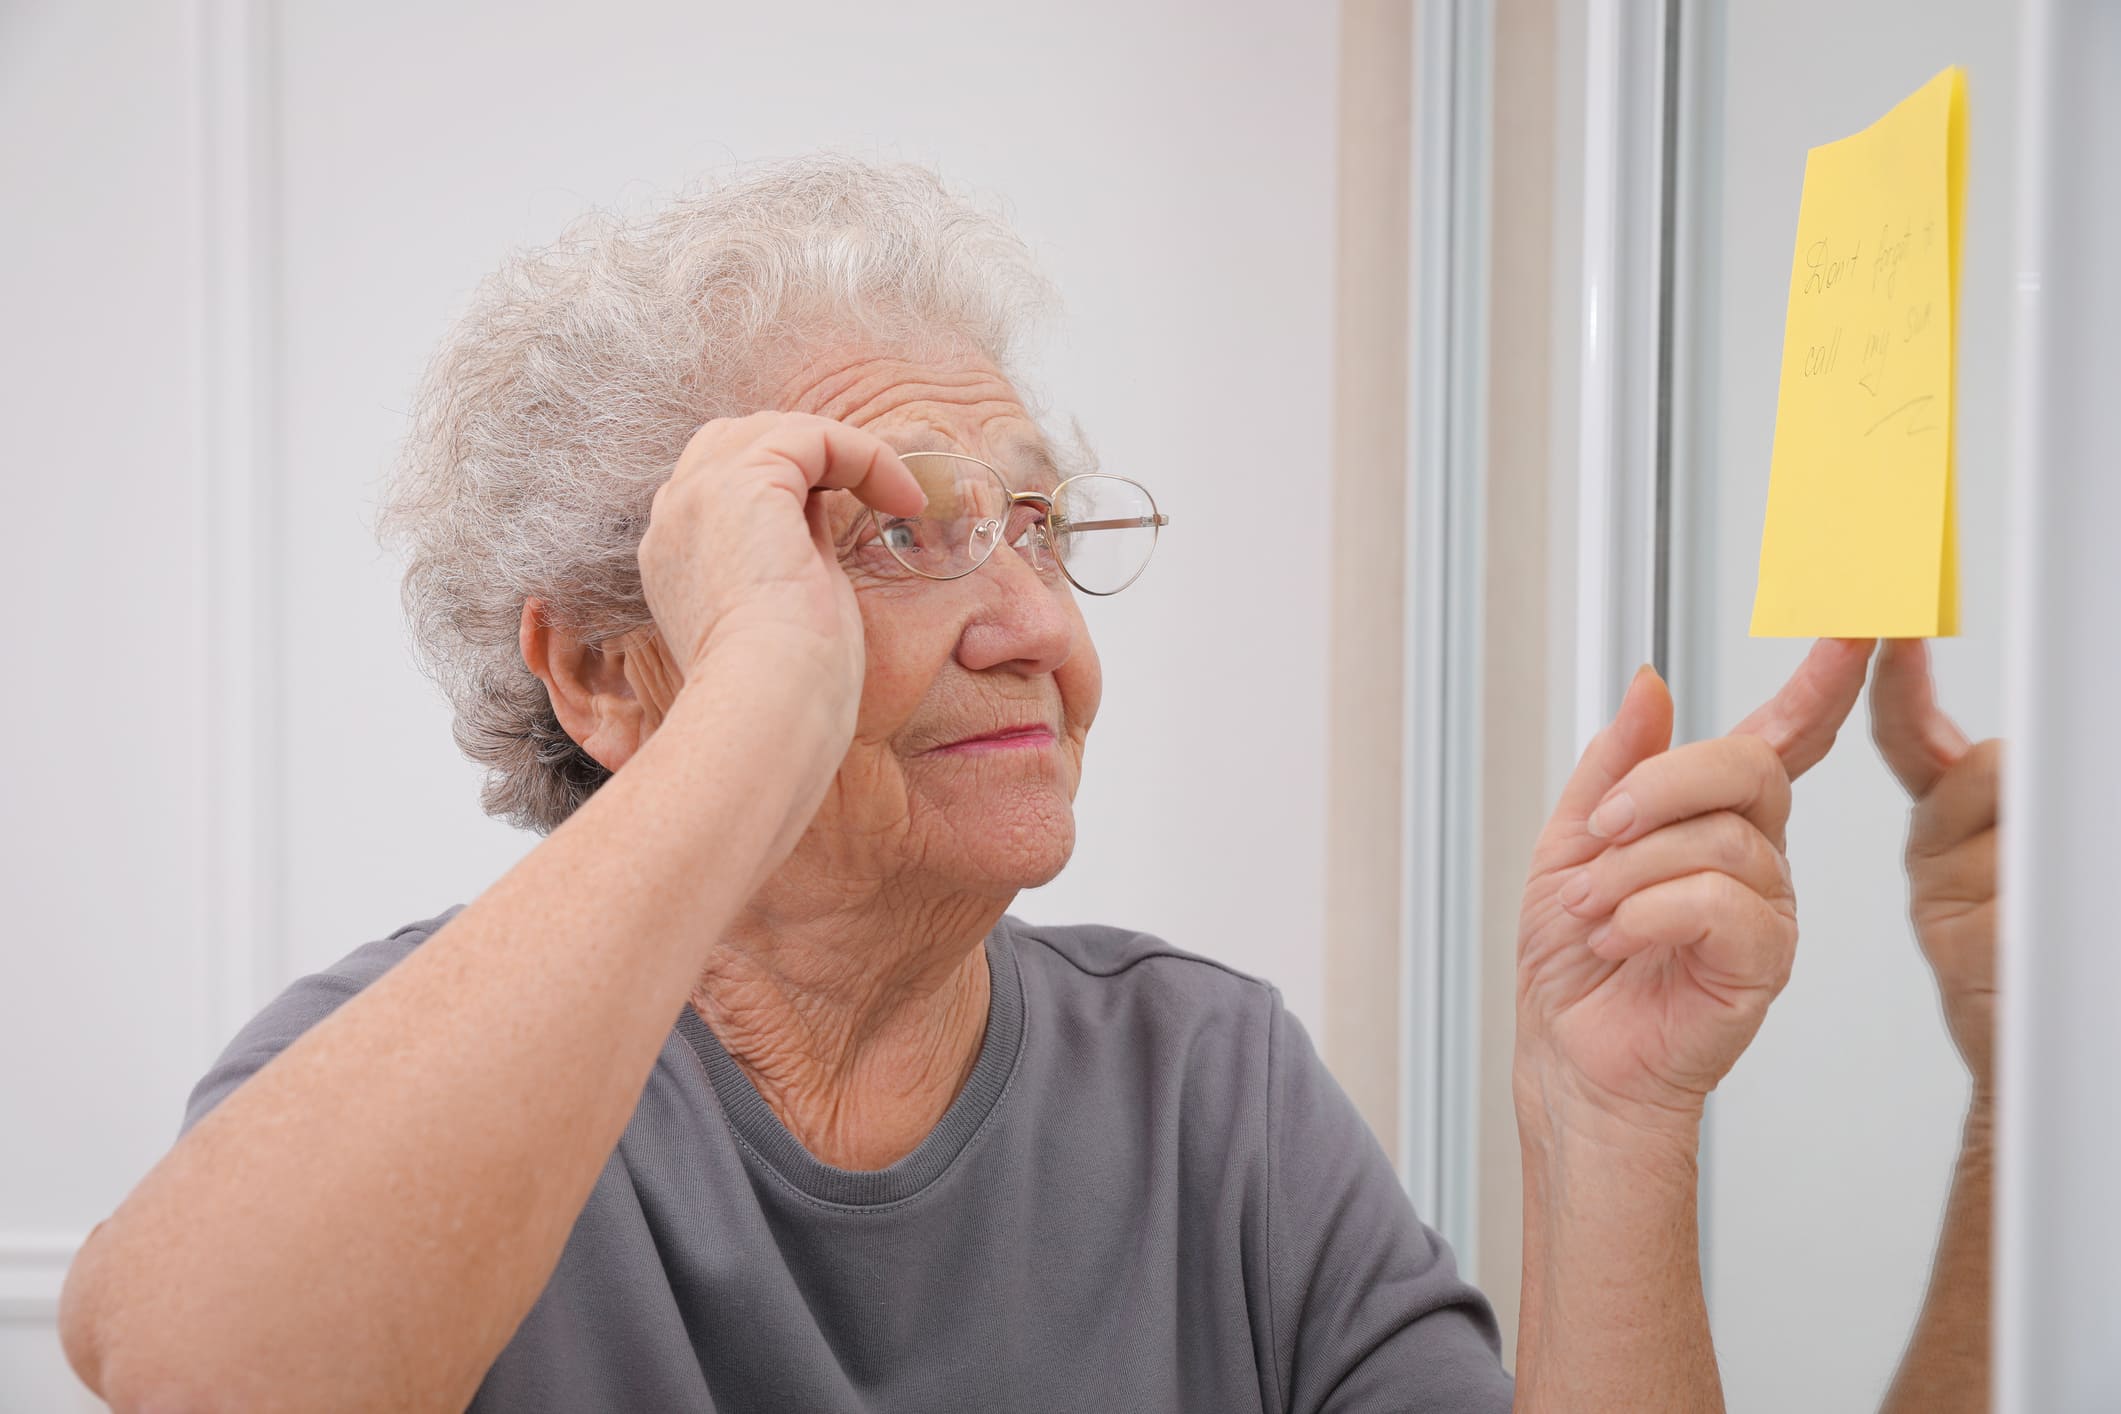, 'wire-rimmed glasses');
860,451,1169,596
